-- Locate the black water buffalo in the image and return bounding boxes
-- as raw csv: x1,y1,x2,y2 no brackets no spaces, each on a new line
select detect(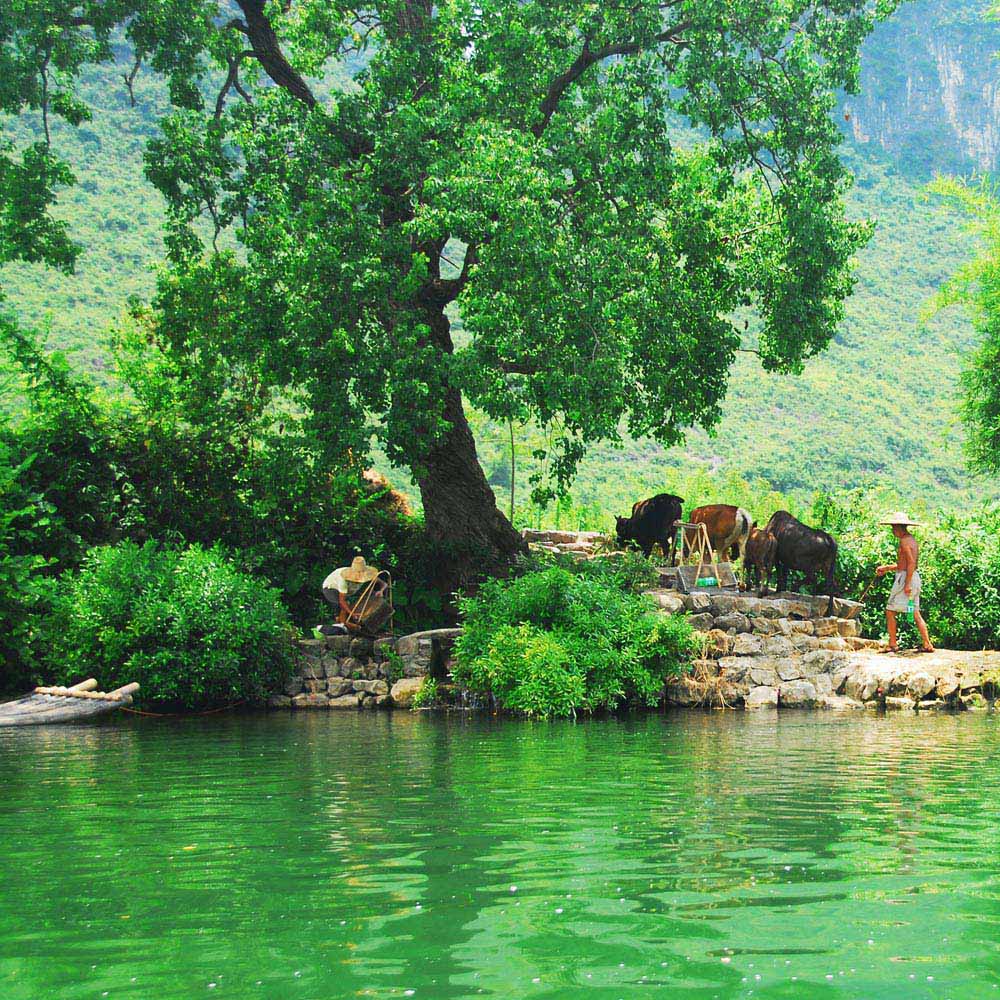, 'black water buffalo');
744,526,777,596
615,493,684,561
764,510,838,614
